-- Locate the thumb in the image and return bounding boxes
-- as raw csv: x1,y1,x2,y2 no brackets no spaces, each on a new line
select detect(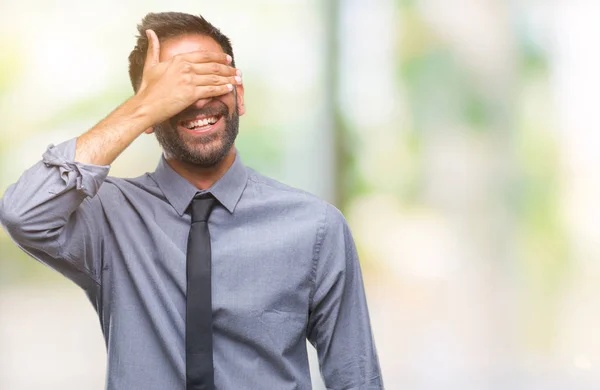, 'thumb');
144,29,160,70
